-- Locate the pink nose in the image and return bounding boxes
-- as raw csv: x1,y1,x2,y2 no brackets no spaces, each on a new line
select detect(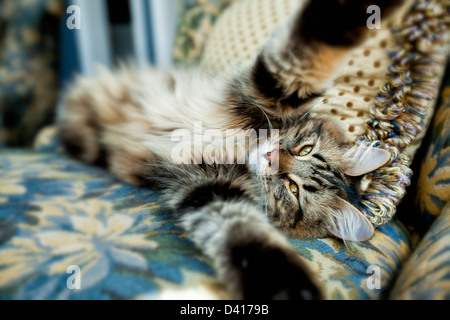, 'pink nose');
264,149,278,165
